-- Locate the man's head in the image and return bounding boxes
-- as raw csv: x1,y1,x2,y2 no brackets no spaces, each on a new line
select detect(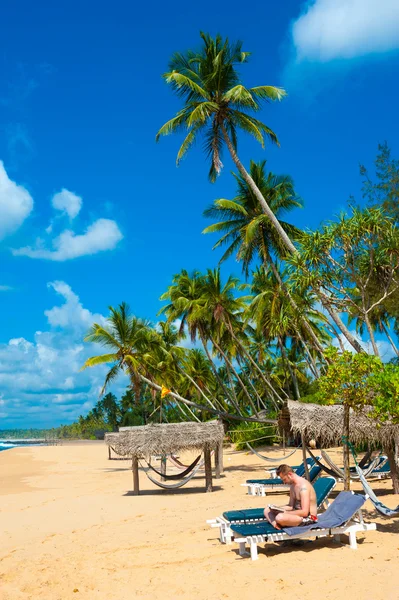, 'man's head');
276,464,295,484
